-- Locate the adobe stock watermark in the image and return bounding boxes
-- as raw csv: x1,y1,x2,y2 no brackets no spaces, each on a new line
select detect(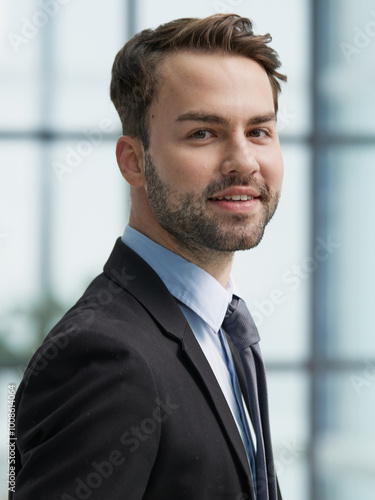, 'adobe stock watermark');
235,439,305,499
277,106,296,133
7,0,72,54
213,0,243,14
21,266,134,385
274,438,306,476
340,11,375,63
61,396,180,500
350,359,375,396
7,384,17,495
0,233,9,244
52,118,115,182
251,235,340,327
